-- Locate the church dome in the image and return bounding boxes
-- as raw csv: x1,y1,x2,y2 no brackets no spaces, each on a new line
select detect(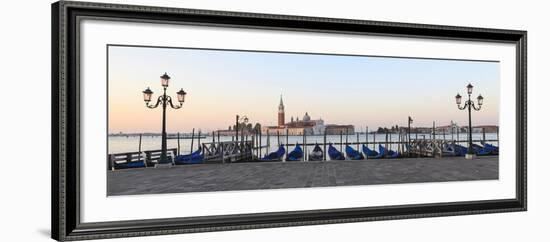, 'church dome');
303,112,311,121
